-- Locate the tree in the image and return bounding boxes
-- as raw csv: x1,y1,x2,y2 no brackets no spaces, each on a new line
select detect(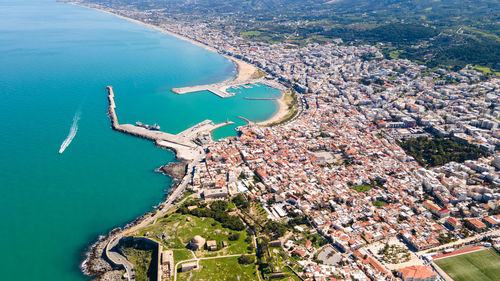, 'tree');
238,254,254,264
232,194,249,209
264,221,287,238
211,200,228,212
229,232,240,241
247,244,255,252
287,215,309,226
258,237,269,259
245,235,253,244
